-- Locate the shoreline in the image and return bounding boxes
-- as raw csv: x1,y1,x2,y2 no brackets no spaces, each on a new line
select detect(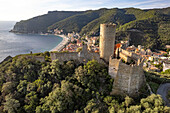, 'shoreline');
50,34,69,52
10,31,69,52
